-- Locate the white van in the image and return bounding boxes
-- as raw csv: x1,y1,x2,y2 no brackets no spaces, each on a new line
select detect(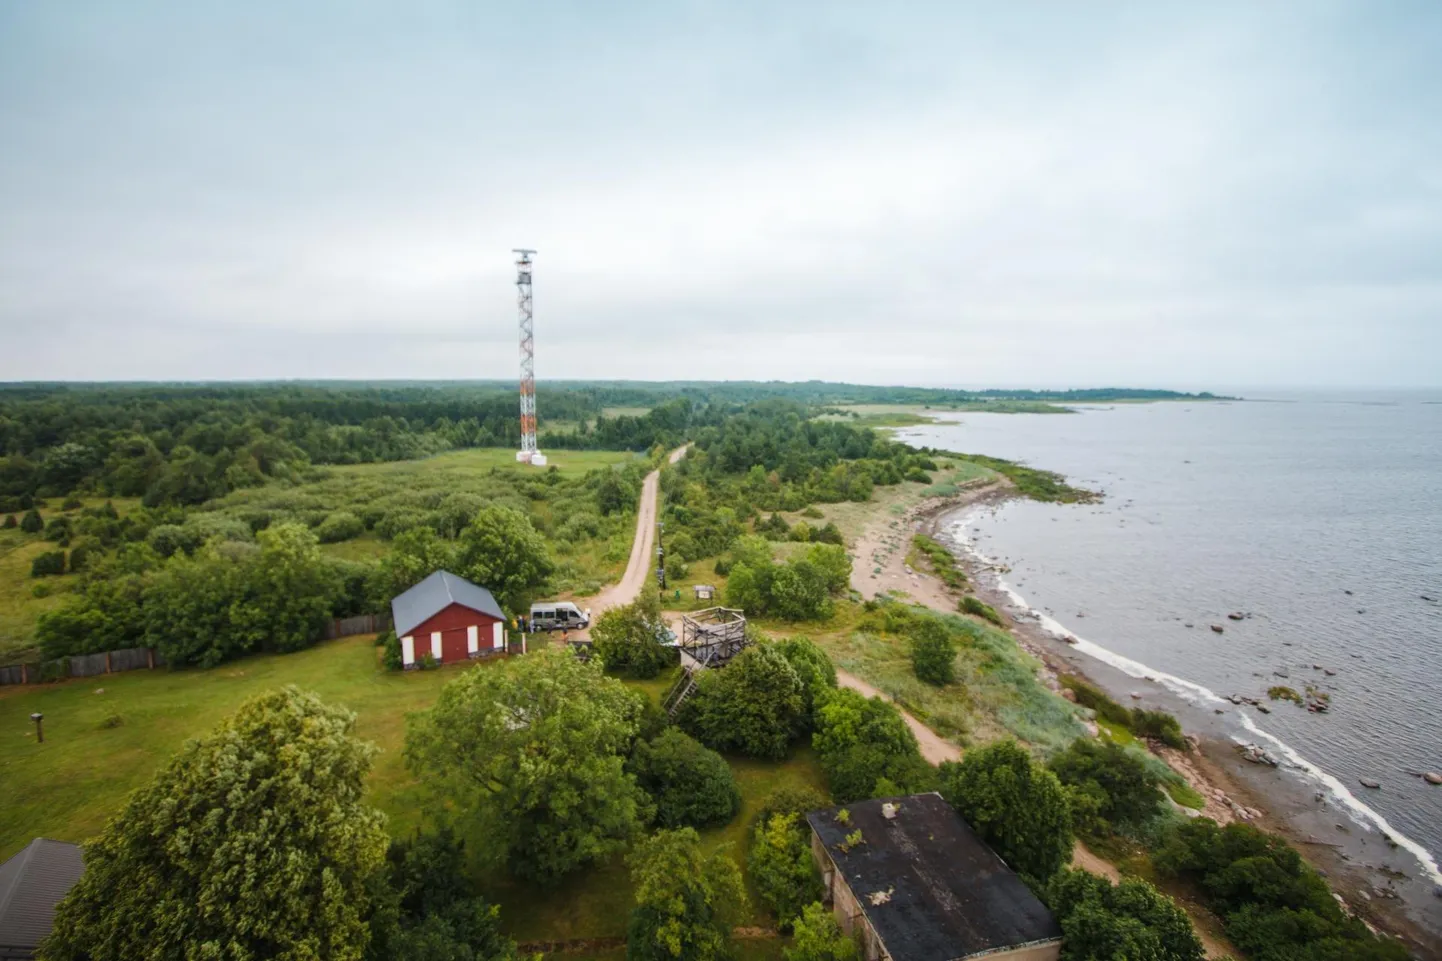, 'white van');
529,601,590,631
